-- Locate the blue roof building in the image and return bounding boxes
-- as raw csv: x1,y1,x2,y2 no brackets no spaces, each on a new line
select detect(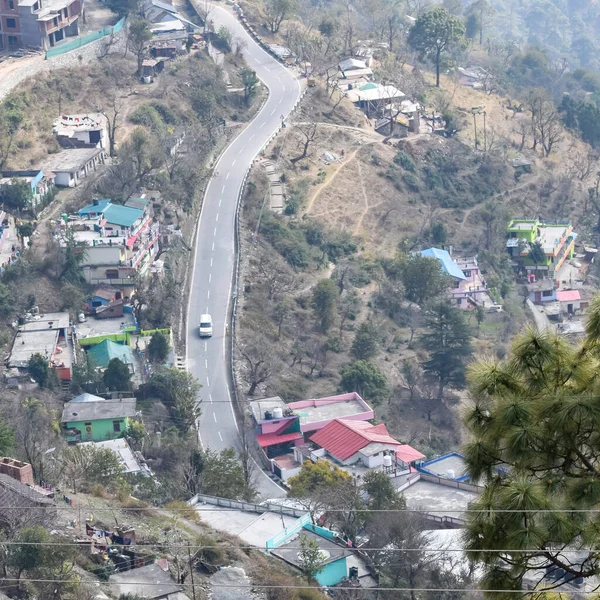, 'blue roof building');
419,247,466,281
78,199,111,217
102,204,144,228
